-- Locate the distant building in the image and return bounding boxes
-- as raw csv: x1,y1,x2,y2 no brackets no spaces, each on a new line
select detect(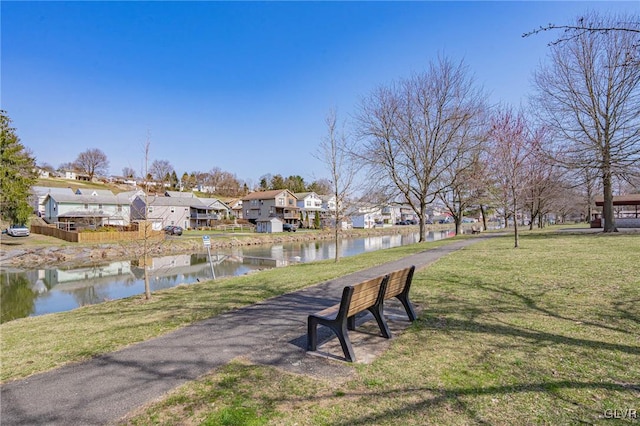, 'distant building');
241,189,299,224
